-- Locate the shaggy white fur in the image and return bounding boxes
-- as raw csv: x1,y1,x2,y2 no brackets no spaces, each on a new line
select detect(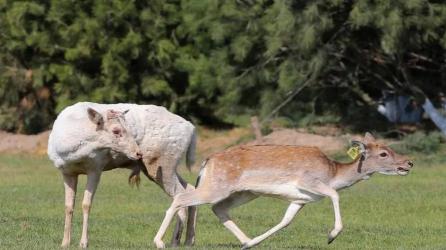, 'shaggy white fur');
48,102,195,169
47,102,197,248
